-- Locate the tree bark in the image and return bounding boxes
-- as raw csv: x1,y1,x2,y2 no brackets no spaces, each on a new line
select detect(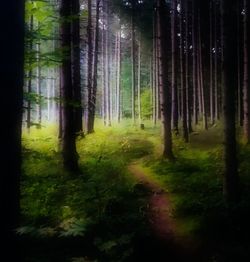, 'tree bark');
222,0,239,203
1,0,24,259
60,0,79,172
180,0,189,142
157,0,174,159
72,0,83,133
243,0,250,142
171,0,179,134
